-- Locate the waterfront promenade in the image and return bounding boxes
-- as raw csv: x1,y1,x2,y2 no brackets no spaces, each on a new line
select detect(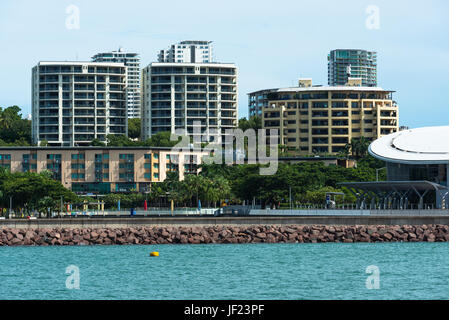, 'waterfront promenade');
1,210,449,229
